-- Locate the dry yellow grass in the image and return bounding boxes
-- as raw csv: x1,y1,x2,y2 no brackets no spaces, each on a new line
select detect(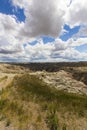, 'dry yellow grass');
0,64,87,130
